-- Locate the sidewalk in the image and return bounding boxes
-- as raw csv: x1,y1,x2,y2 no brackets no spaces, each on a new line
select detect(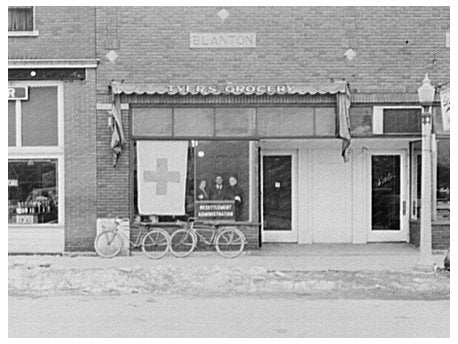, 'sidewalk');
9,243,447,272
9,244,449,299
